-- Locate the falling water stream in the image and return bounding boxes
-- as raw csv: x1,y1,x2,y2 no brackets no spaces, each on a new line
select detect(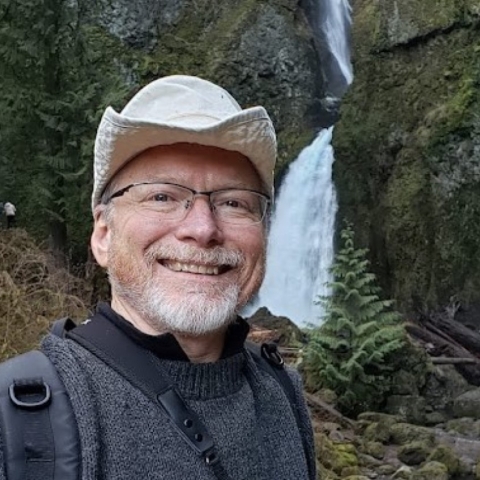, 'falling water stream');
244,0,353,326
